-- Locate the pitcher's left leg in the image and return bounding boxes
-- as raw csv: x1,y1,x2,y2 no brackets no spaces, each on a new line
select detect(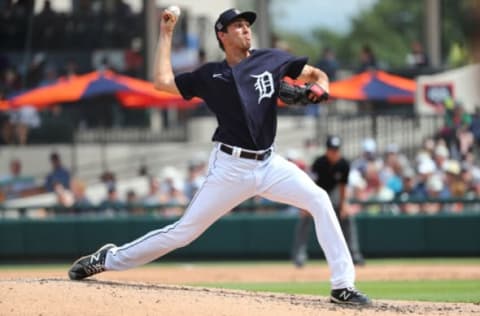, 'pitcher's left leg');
258,154,354,289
